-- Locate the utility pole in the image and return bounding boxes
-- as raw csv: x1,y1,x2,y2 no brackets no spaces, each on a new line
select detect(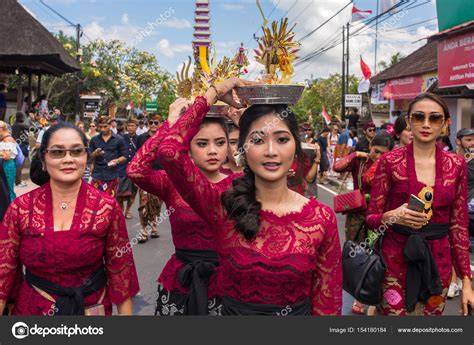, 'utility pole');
345,22,350,120
341,25,345,121
39,0,82,120
374,0,379,74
